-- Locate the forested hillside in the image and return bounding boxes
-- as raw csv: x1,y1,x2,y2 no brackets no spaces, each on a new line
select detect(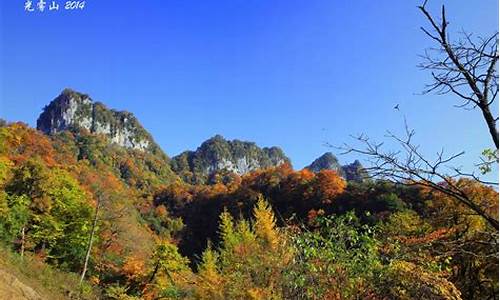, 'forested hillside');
0,1,498,299
0,117,497,299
